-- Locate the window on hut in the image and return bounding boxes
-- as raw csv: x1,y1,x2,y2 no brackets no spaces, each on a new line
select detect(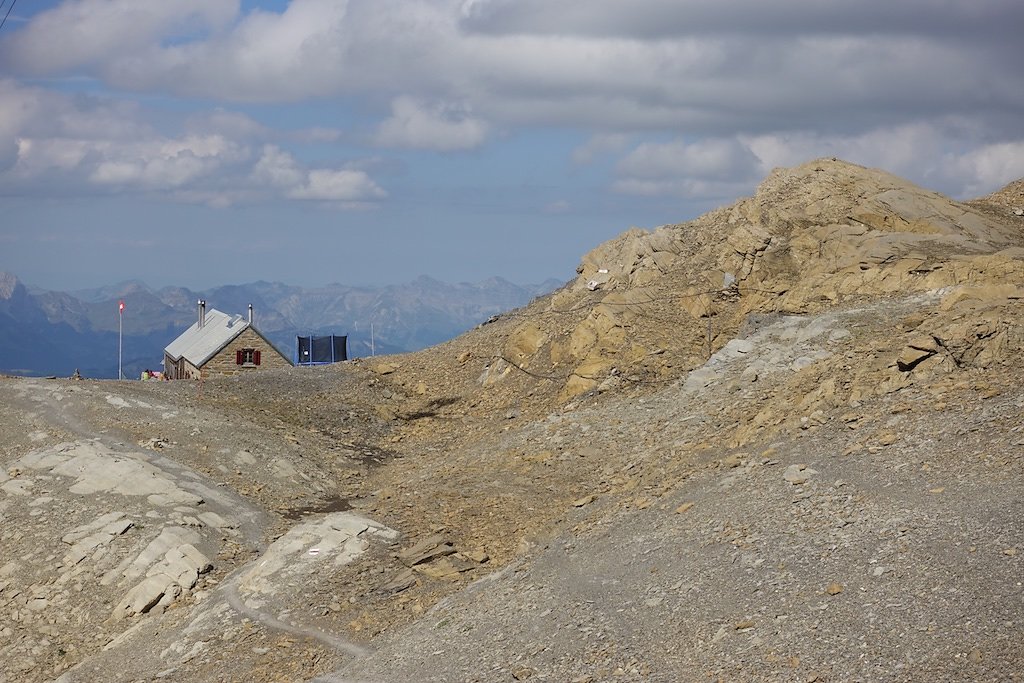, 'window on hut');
236,348,261,366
